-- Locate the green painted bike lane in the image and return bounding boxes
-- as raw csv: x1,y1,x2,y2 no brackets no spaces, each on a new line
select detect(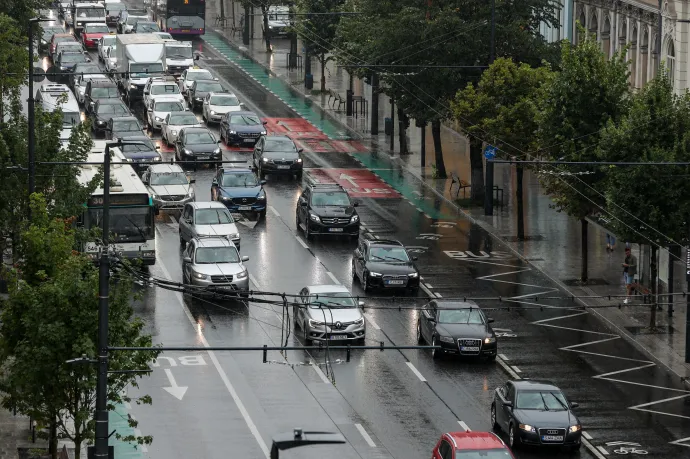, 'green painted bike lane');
108,403,145,458
201,31,455,221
